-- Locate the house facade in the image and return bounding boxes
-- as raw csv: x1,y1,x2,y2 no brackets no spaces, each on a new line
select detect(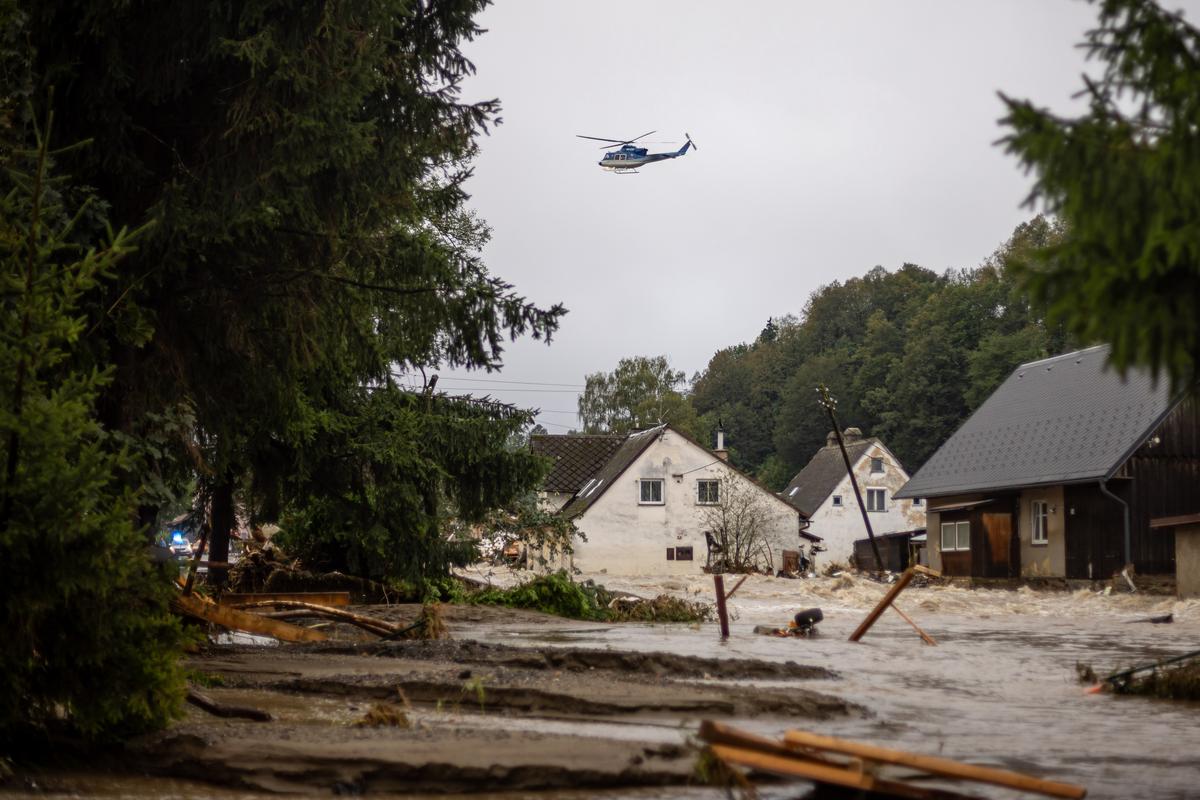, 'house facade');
531,425,809,575
895,345,1200,580
781,429,926,566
